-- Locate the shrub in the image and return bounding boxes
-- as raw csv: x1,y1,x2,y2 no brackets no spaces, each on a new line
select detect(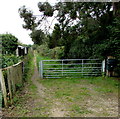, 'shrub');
1,33,18,55
37,44,64,59
37,44,50,57
2,55,22,68
23,50,34,81
49,46,64,59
